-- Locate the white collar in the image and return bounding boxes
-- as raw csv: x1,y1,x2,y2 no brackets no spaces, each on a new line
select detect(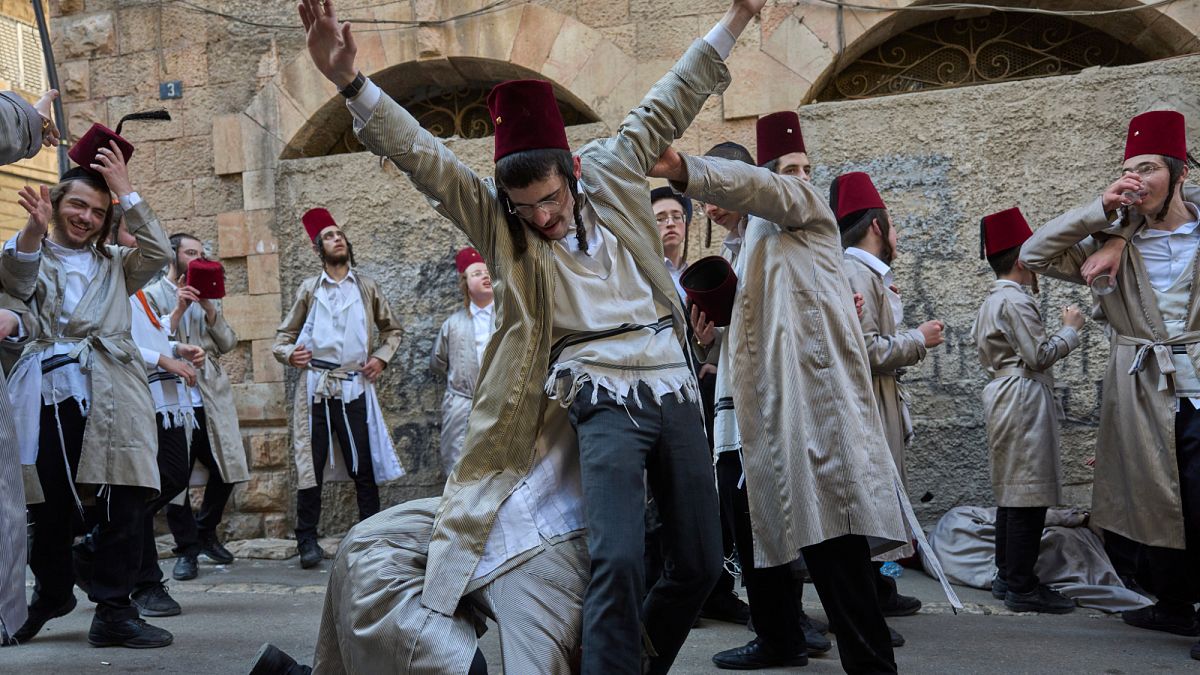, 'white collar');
846,246,891,278
320,268,357,286
45,238,96,259
993,279,1024,290
470,301,493,317
664,256,687,273
1134,203,1200,240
